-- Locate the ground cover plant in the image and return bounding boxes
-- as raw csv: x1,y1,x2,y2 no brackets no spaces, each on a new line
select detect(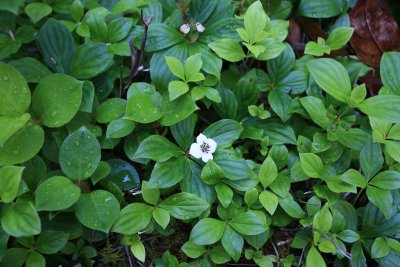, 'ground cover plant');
1,0,400,266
